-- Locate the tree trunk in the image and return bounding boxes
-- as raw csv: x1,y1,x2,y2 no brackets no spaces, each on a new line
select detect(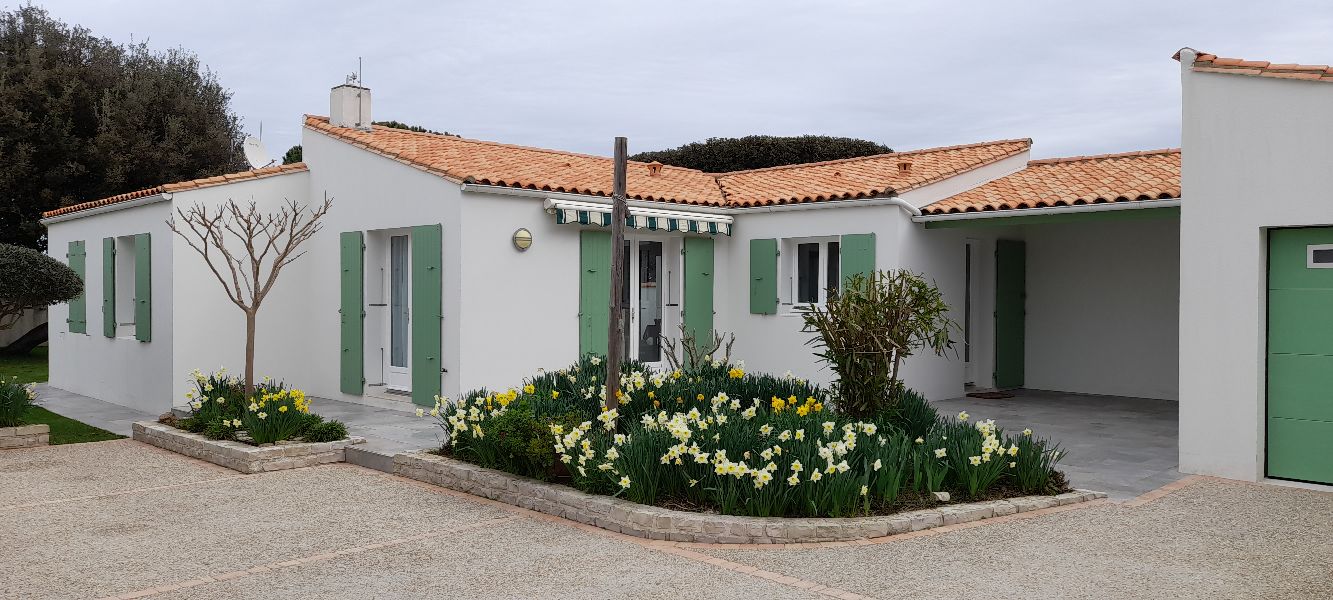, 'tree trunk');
605,136,628,412
244,309,257,397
